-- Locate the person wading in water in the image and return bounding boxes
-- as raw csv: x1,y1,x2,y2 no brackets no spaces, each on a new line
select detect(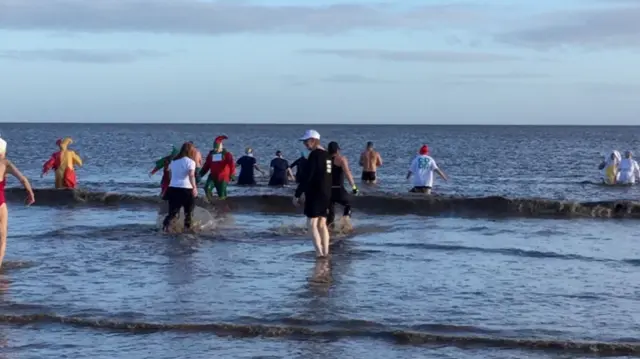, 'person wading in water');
326,141,358,230
0,137,35,269
293,130,332,258
359,141,382,184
